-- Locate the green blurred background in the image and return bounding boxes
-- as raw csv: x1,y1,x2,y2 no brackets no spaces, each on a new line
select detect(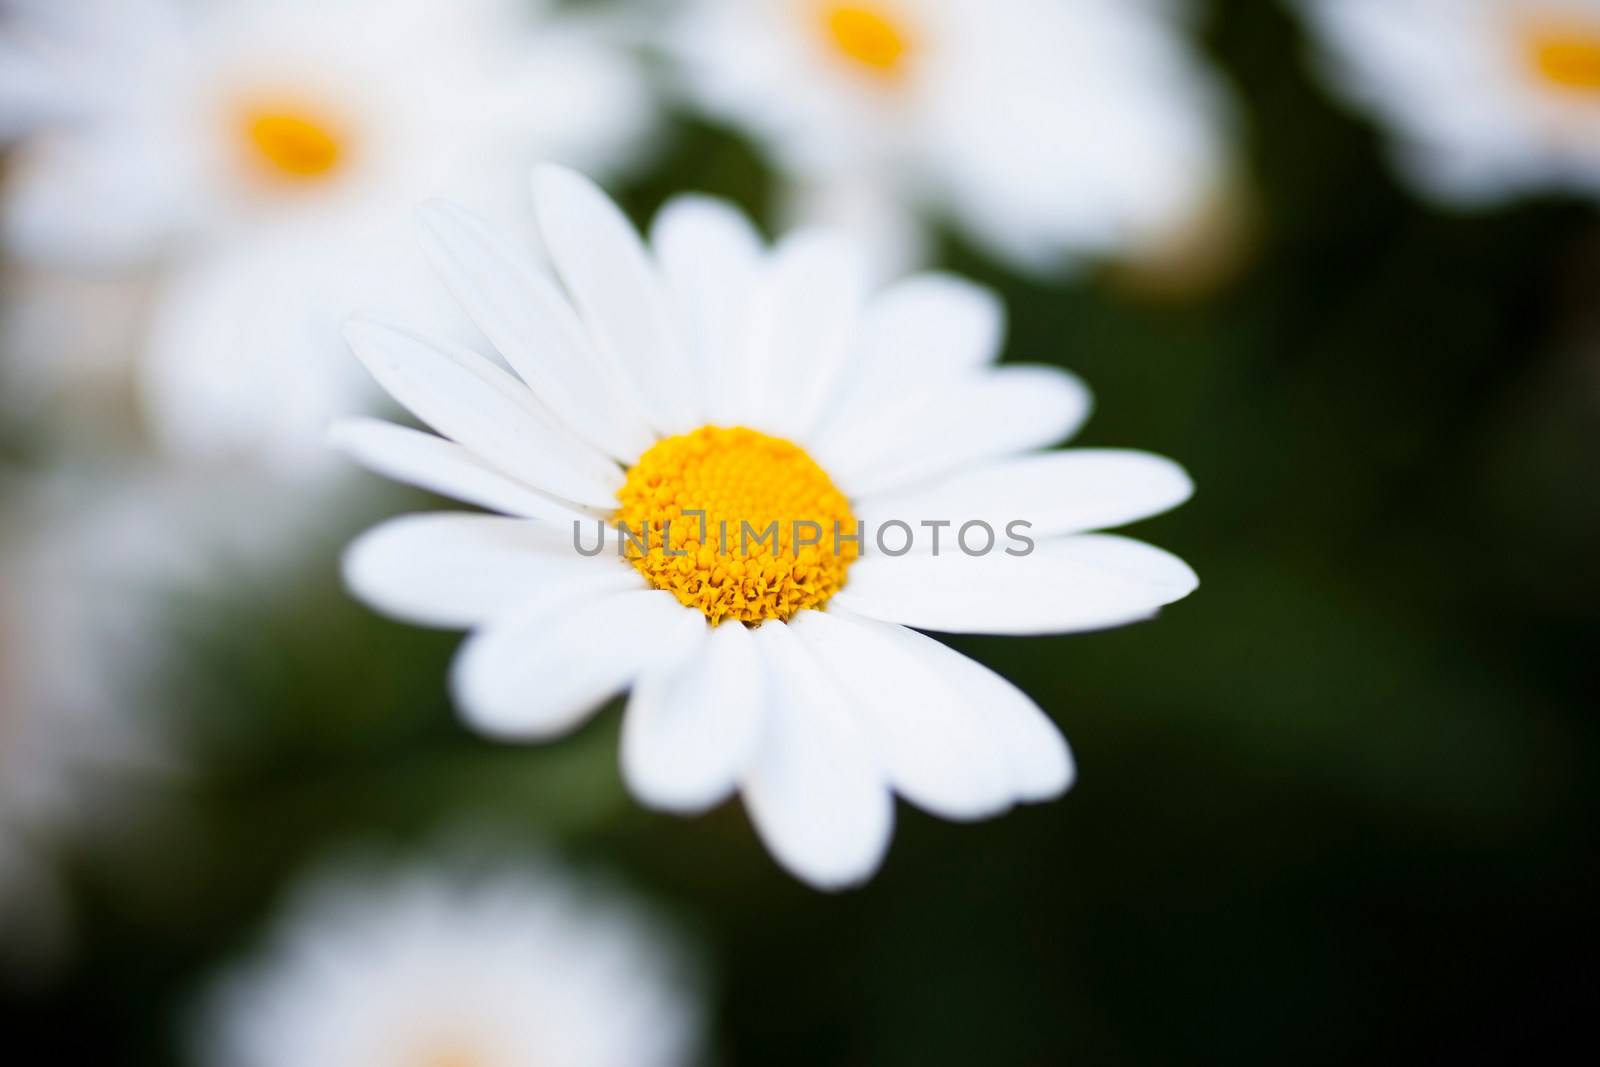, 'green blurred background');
4,2,1598,1062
